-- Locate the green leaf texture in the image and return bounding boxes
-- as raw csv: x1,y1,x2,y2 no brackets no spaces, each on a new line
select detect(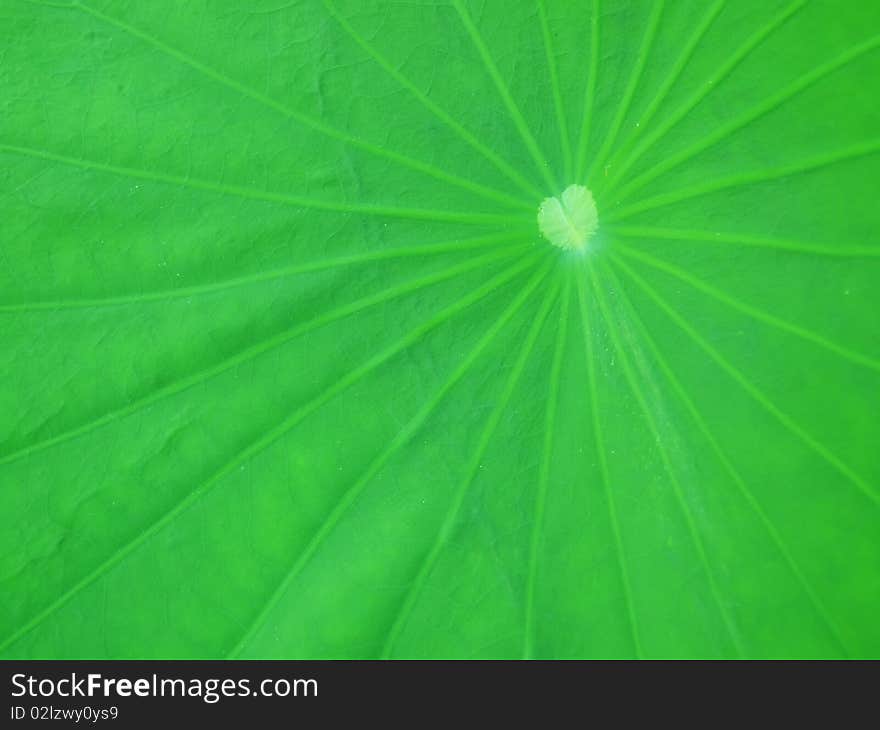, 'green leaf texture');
1,0,879,658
